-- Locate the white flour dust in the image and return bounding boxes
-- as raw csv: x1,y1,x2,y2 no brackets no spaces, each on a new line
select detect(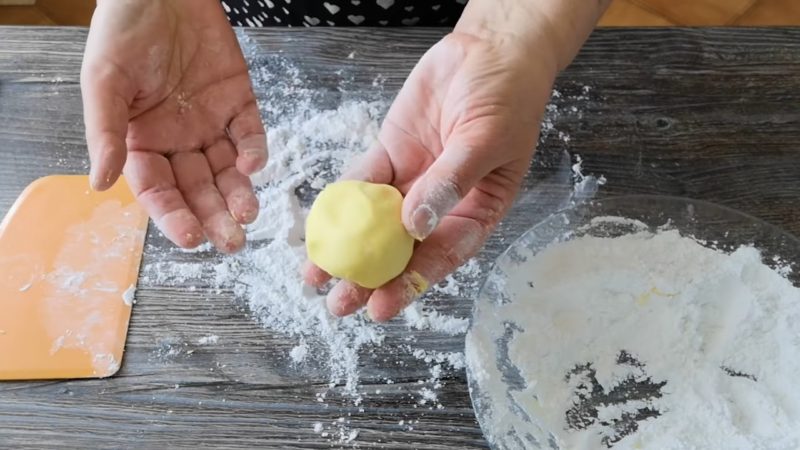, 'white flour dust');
196,335,219,346
467,226,800,449
138,33,595,445
139,57,489,430
142,99,475,398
